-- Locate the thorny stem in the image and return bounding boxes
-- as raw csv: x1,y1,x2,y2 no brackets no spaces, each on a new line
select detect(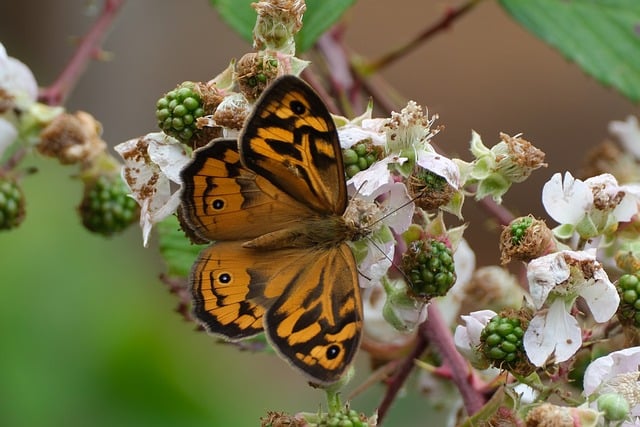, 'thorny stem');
38,0,126,106
356,0,482,75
